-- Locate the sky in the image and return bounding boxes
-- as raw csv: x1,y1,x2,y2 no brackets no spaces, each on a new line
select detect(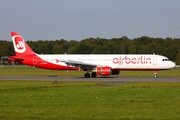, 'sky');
0,0,180,41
